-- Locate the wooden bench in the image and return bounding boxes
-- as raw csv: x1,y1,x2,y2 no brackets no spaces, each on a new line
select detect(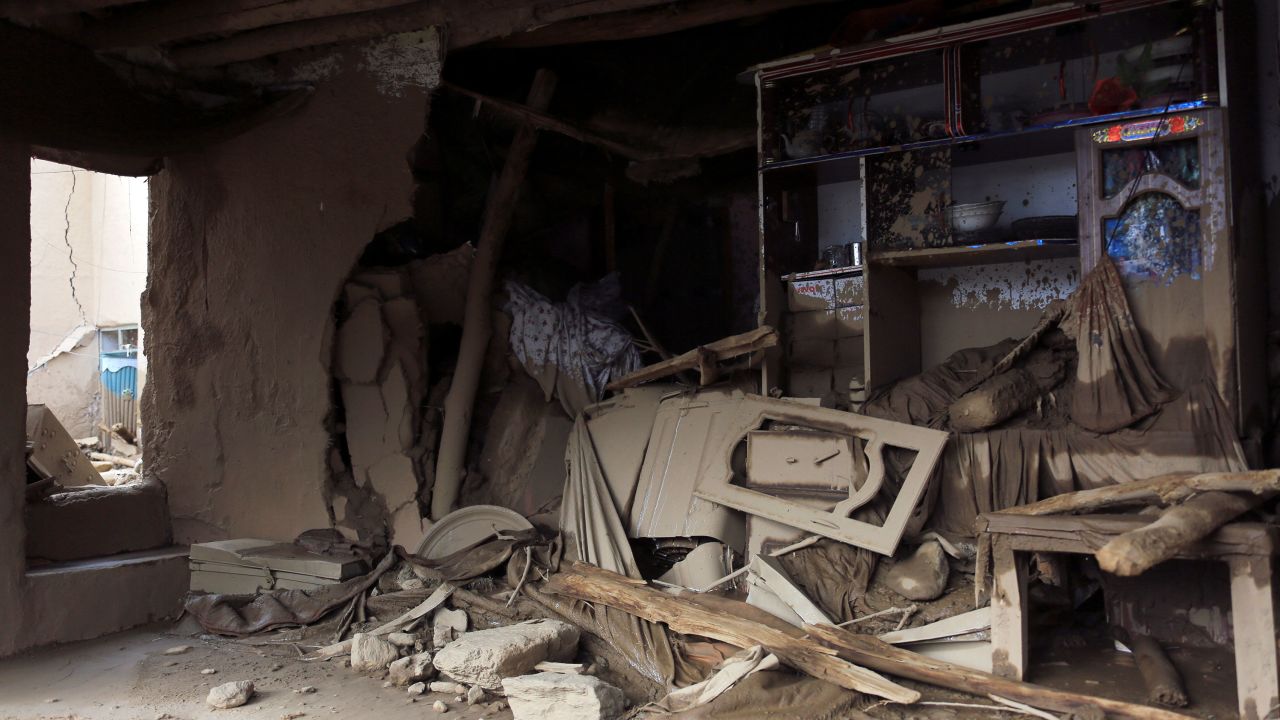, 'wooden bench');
979,511,1280,720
